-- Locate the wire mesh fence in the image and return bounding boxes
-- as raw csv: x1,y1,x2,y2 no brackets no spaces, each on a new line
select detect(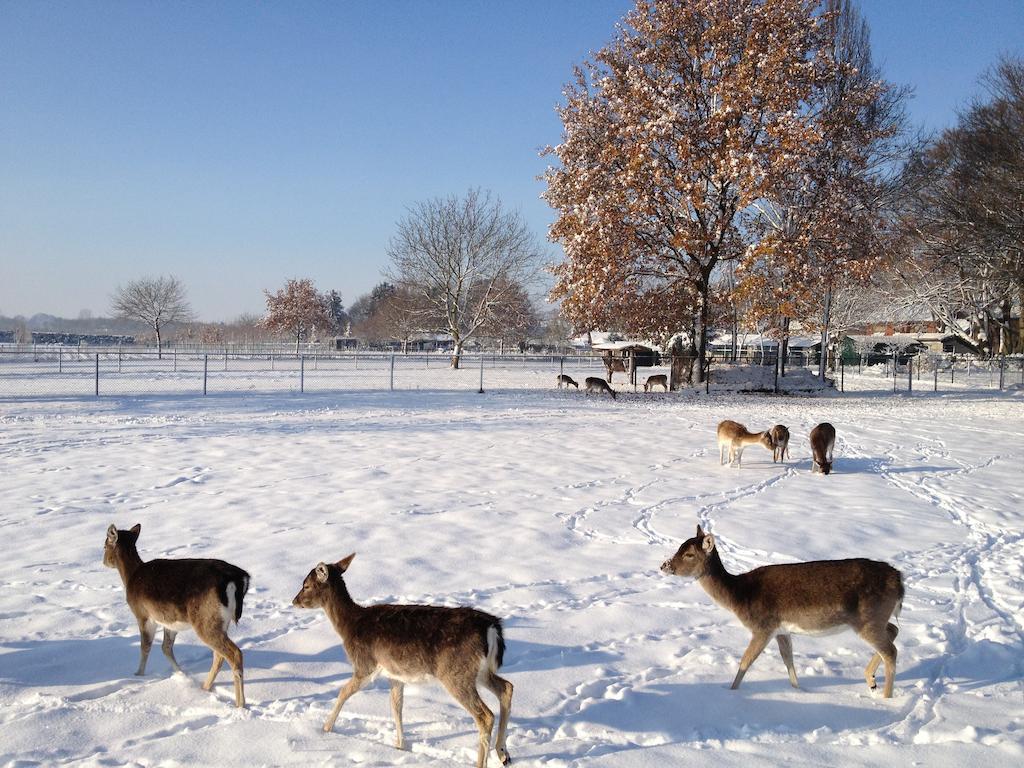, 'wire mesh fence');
0,347,1020,400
